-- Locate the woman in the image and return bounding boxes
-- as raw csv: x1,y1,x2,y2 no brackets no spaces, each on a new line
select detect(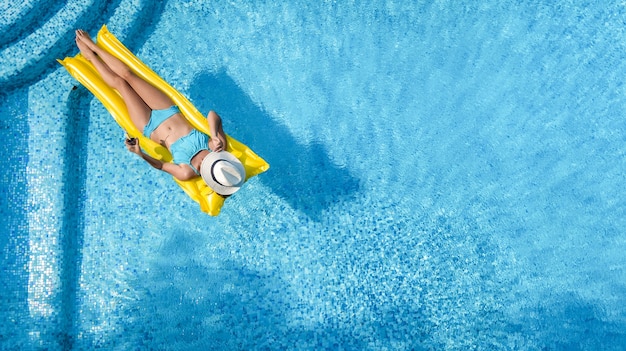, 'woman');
75,30,245,195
